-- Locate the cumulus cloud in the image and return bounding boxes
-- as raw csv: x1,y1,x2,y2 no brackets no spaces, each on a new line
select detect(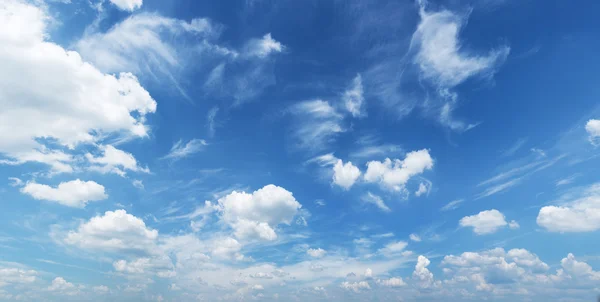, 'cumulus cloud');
364,149,434,192
409,234,421,242
64,209,158,253
459,209,510,235
217,185,302,241
86,145,149,176
307,248,327,258
378,241,408,256
343,74,365,117
537,183,600,232
48,277,78,296
415,182,429,197
0,1,156,173
340,281,370,292
586,119,600,145
413,255,436,289
362,192,391,212
161,139,207,161
20,179,107,208
109,0,142,11
332,159,361,190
